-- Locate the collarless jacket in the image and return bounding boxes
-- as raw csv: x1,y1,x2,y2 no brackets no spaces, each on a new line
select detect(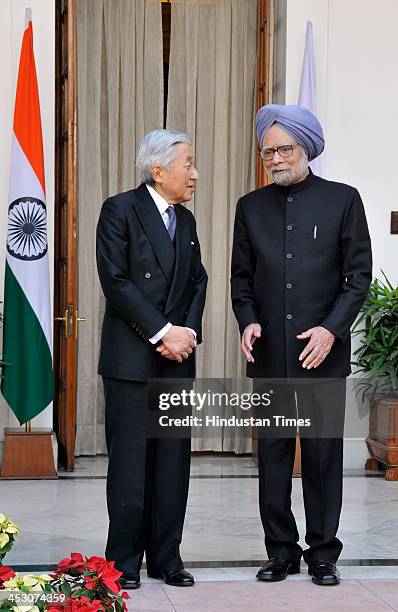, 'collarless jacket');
96,183,207,382
231,170,372,378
